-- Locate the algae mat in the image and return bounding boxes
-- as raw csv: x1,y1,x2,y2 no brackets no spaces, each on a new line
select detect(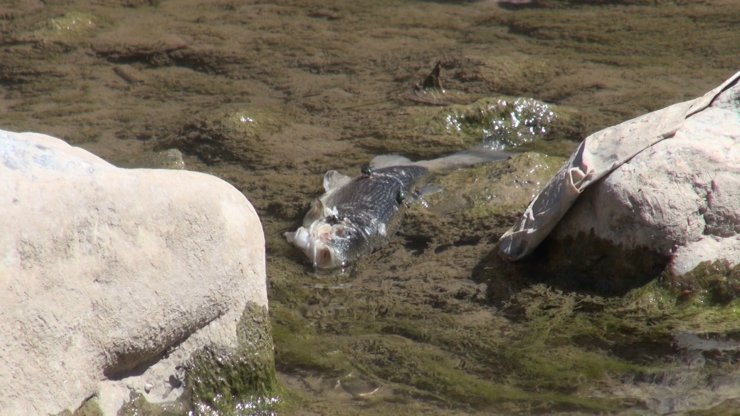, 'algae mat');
1,0,739,414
